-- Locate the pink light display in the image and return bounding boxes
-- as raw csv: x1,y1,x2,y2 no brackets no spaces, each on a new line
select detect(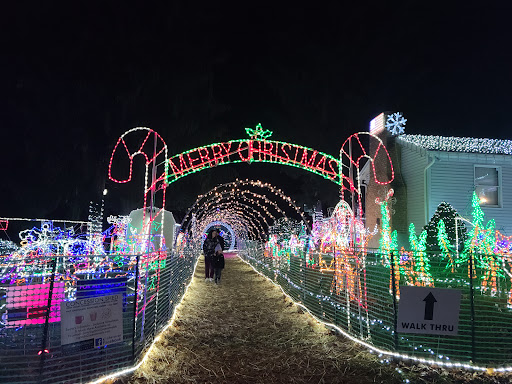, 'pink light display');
5,282,65,326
